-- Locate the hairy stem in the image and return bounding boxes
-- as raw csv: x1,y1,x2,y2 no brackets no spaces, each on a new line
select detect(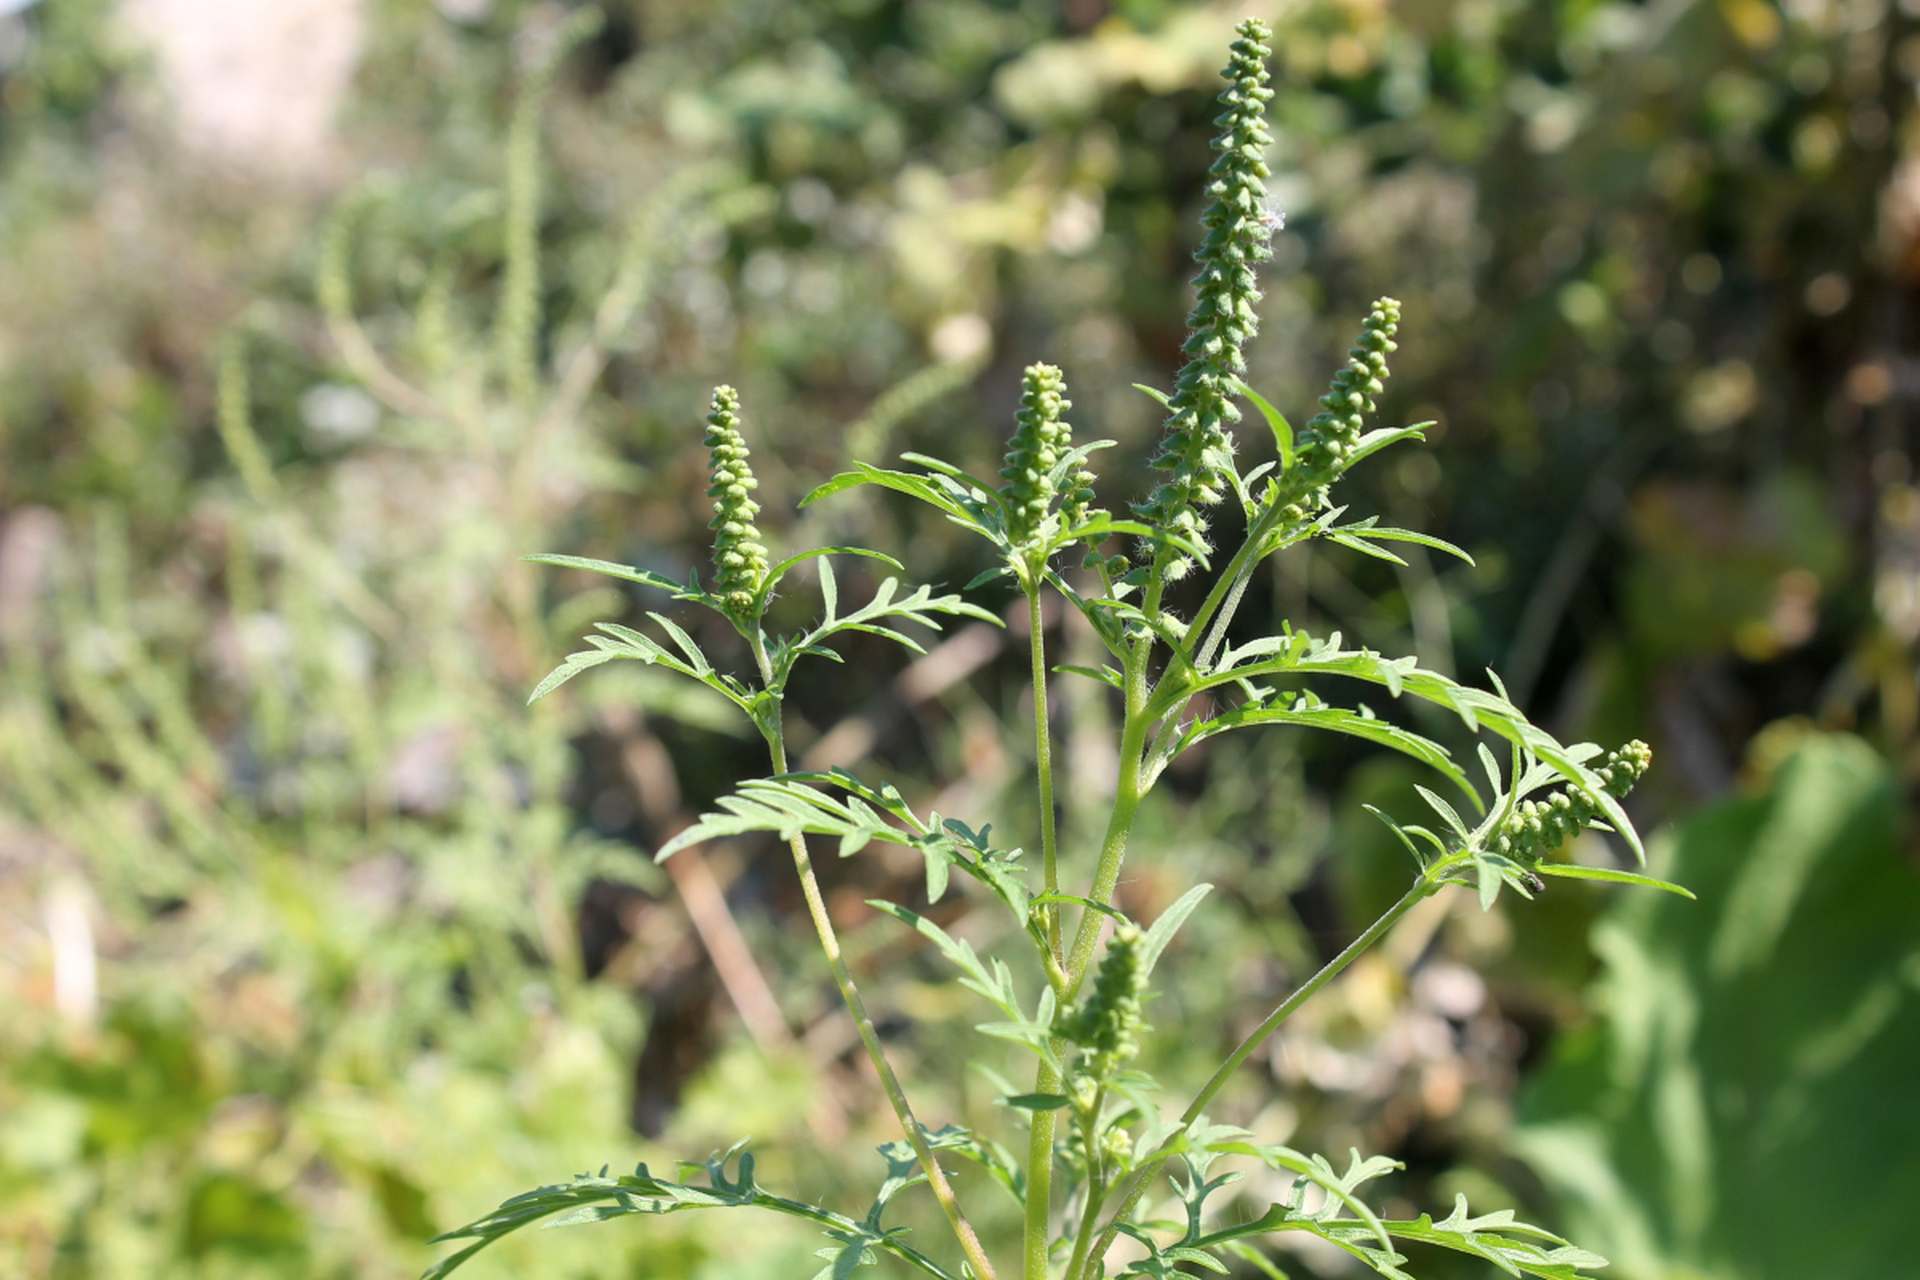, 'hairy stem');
753,639,998,1280
1024,581,1064,1280
1023,1059,1061,1280
1063,650,1152,994
1029,584,1064,964
1079,875,1438,1278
